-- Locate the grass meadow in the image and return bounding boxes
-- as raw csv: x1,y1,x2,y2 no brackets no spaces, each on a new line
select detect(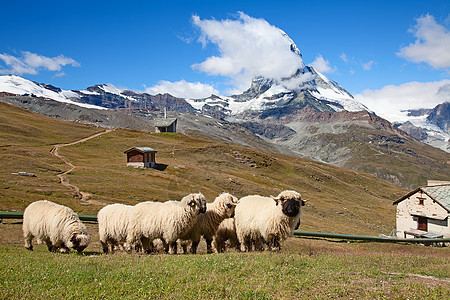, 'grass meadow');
1,102,449,299
1,222,449,299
